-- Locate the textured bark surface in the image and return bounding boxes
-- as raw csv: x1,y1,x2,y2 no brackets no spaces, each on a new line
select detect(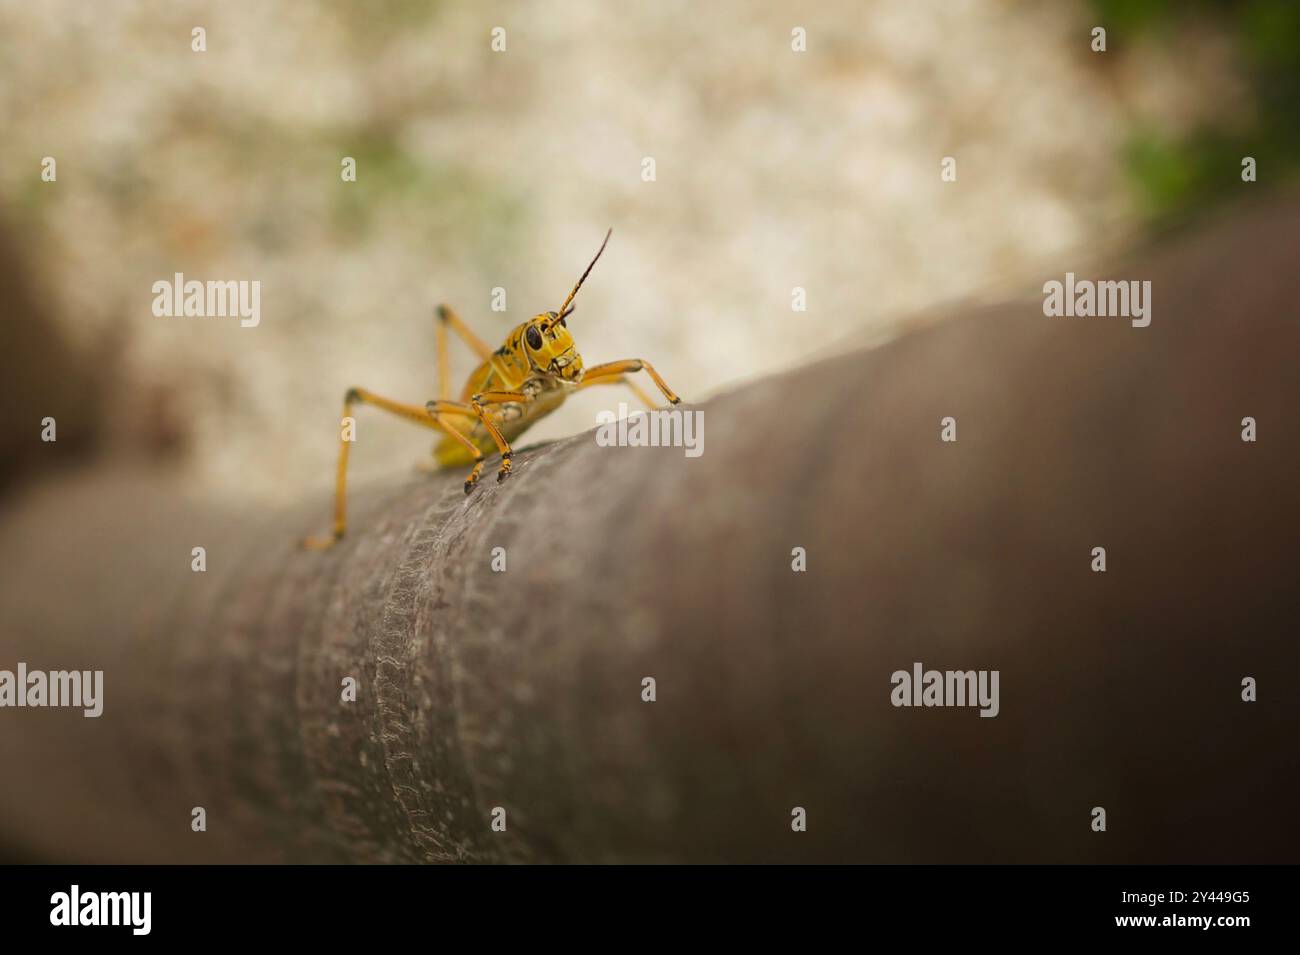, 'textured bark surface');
0,199,1297,863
